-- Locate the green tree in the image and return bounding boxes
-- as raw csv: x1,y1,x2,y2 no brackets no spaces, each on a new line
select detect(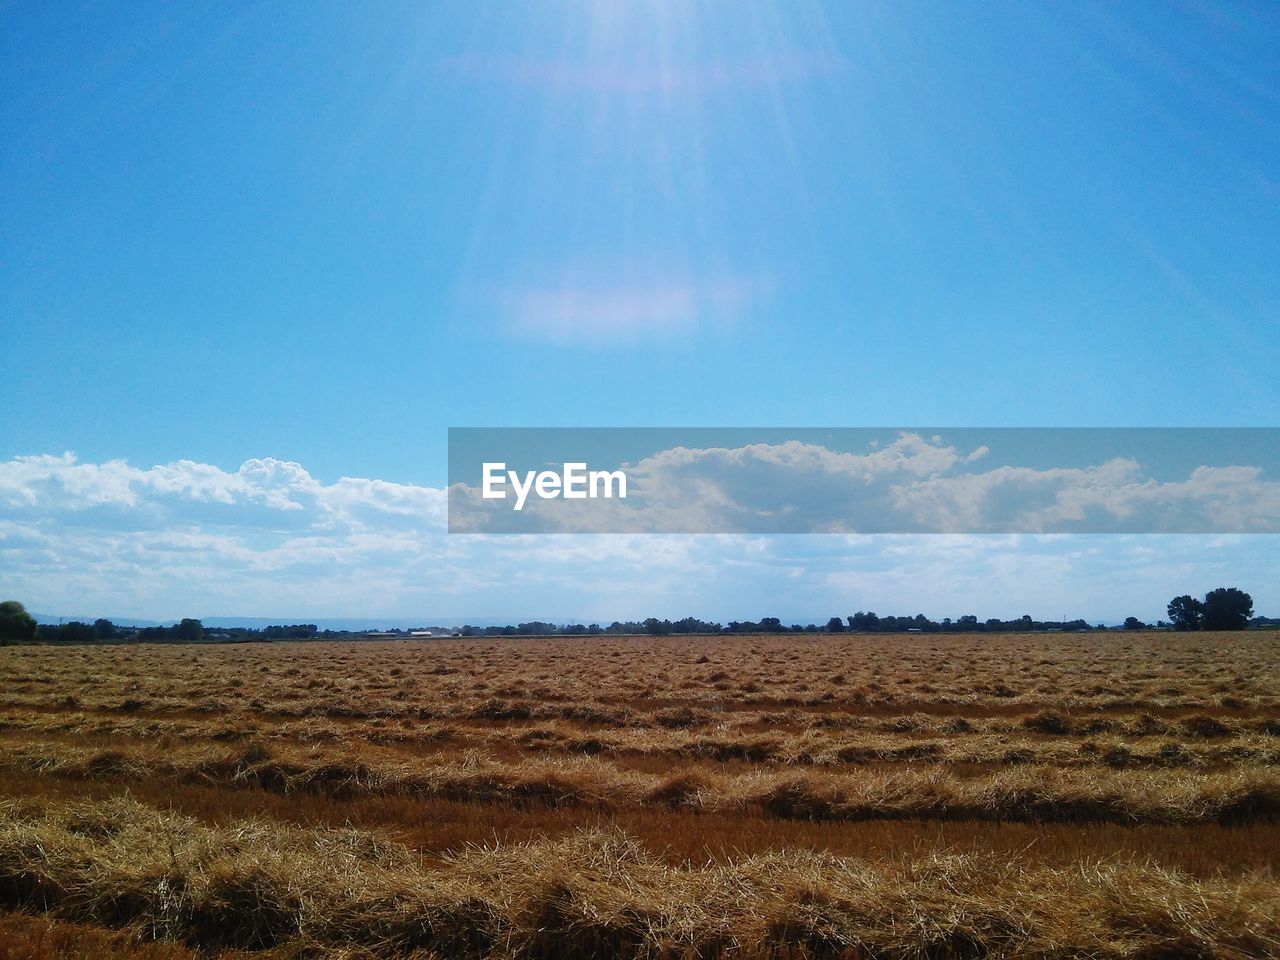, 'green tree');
174,618,205,642
0,600,38,645
1167,595,1204,631
94,618,116,641
1201,587,1253,631
43,621,95,643
1123,616,1145,630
